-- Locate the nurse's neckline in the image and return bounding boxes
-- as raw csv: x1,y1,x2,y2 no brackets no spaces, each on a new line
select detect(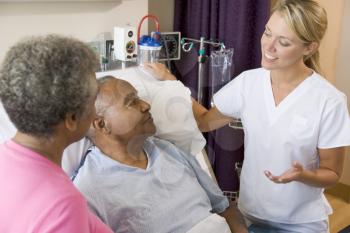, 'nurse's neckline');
269,68,314,107
270,68,314,87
